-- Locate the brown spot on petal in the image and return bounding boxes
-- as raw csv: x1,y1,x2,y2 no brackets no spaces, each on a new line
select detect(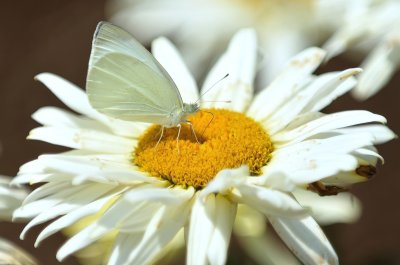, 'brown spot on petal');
307,181,348,196
356,165,377,179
